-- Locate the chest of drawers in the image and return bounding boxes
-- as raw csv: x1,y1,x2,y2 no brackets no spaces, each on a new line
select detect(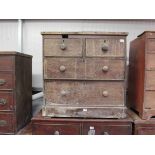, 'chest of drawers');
128,31,155,119
42,32,128,118
0,52,32,134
